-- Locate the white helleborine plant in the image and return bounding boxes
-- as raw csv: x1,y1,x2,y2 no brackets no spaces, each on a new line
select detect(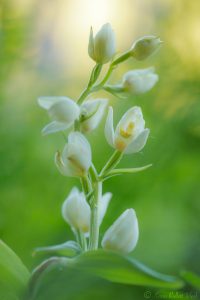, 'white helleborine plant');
131,35,162,61
123,68,159,94
36,23,162,263
38,96,80,135
105,106,150,153
55,132,92,177
101,208,139,253
80,99,108,133
62,187,91,233
88,23,116,64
